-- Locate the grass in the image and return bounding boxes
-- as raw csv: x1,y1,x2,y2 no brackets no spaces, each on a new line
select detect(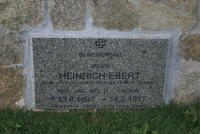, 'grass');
0,103,200,134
